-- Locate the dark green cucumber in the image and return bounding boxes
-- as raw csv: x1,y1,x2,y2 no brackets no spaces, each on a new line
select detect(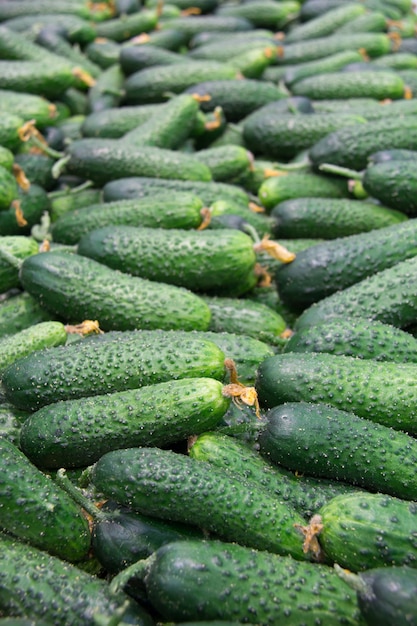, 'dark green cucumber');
362,160,417,215
0,183,51,236
2,14,97,45
20,377,230,468
0,437,90,561
0,236,38,293
123,60,240,104
81,103,166,138
192,145,254,184
0,291,54,339
283,318,417,362
309,117,417,170
34,27,101,80
270,196,405,240
189,431,359,520
294,255,417,331
14,153,55,190
0,321,67,375
62,138,212,185
203,294,288,346
187,37,273,63
111,538,361,625
316,491,417,571
90,446,309,561
372,51,417,70
94,9,158,42
0,532,153,626
207,198,275,237
257,401,417,500
242,111,366,160
119,44,189,75
275,217,417,309
368,148,417,163
215,0,300,30
84,38,121,69
339,565,417,626
258,171,350,211
77,226,258,296
2,329,226,411
255,351,417,434
51,192,205,245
